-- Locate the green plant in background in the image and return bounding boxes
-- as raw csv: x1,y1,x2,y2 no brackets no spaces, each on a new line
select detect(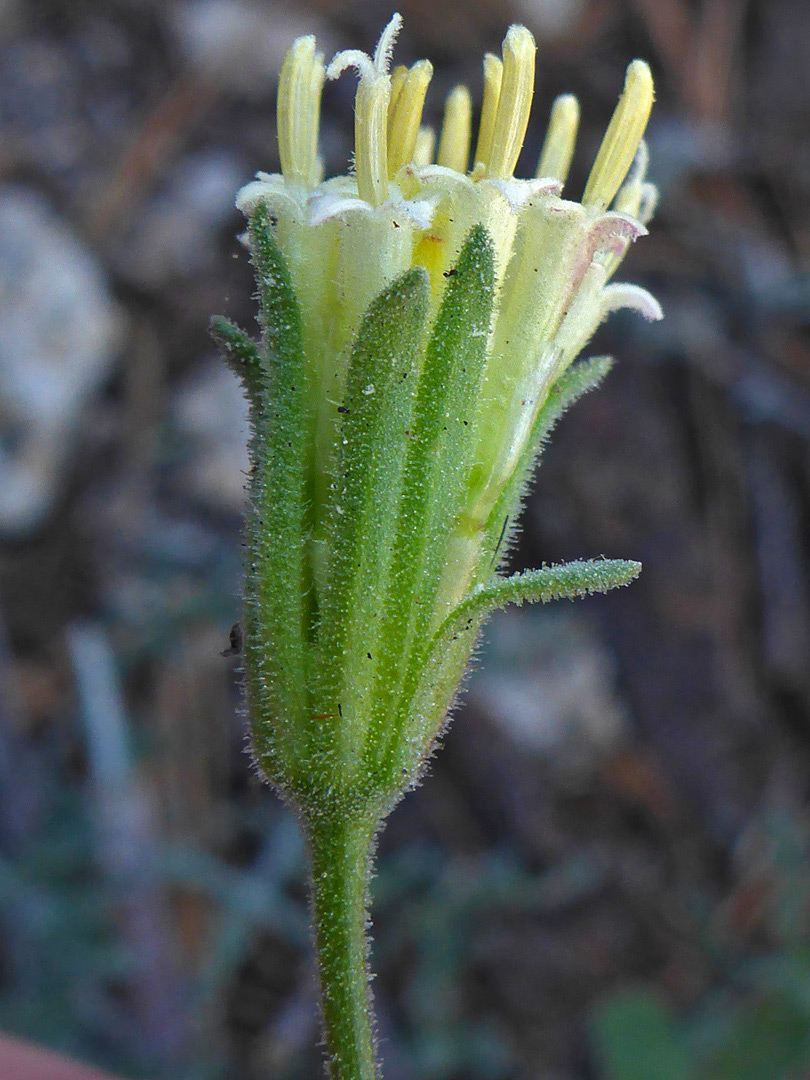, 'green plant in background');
212,13,660,1078
591,807,810,1080
591,973,810,1080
